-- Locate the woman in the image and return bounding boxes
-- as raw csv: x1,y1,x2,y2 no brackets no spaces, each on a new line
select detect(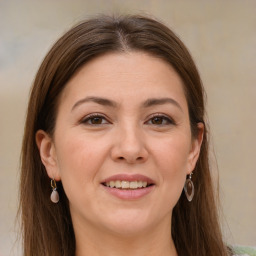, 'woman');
19,14,234,256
